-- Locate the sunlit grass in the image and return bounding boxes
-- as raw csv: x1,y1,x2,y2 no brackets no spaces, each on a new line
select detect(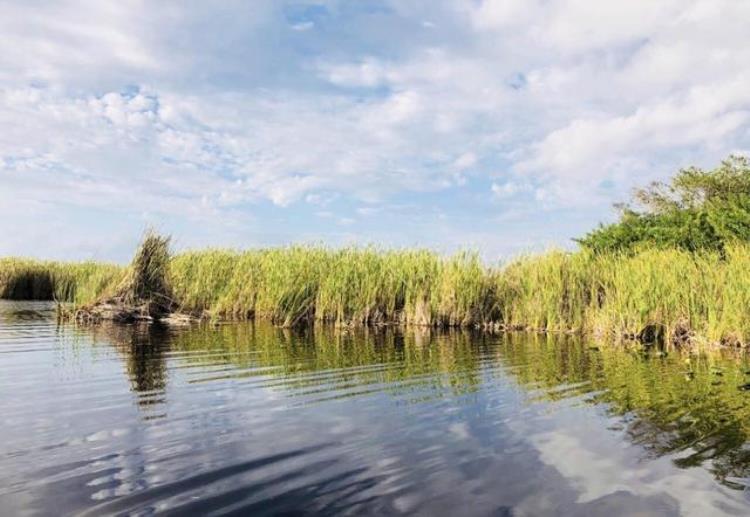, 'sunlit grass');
5,240,750,347
169,246,497,328
0,258,121,305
